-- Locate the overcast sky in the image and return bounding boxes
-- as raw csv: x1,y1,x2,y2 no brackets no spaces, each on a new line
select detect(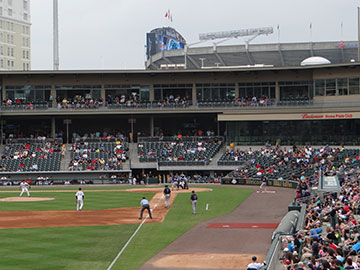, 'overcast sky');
31,0,359,70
